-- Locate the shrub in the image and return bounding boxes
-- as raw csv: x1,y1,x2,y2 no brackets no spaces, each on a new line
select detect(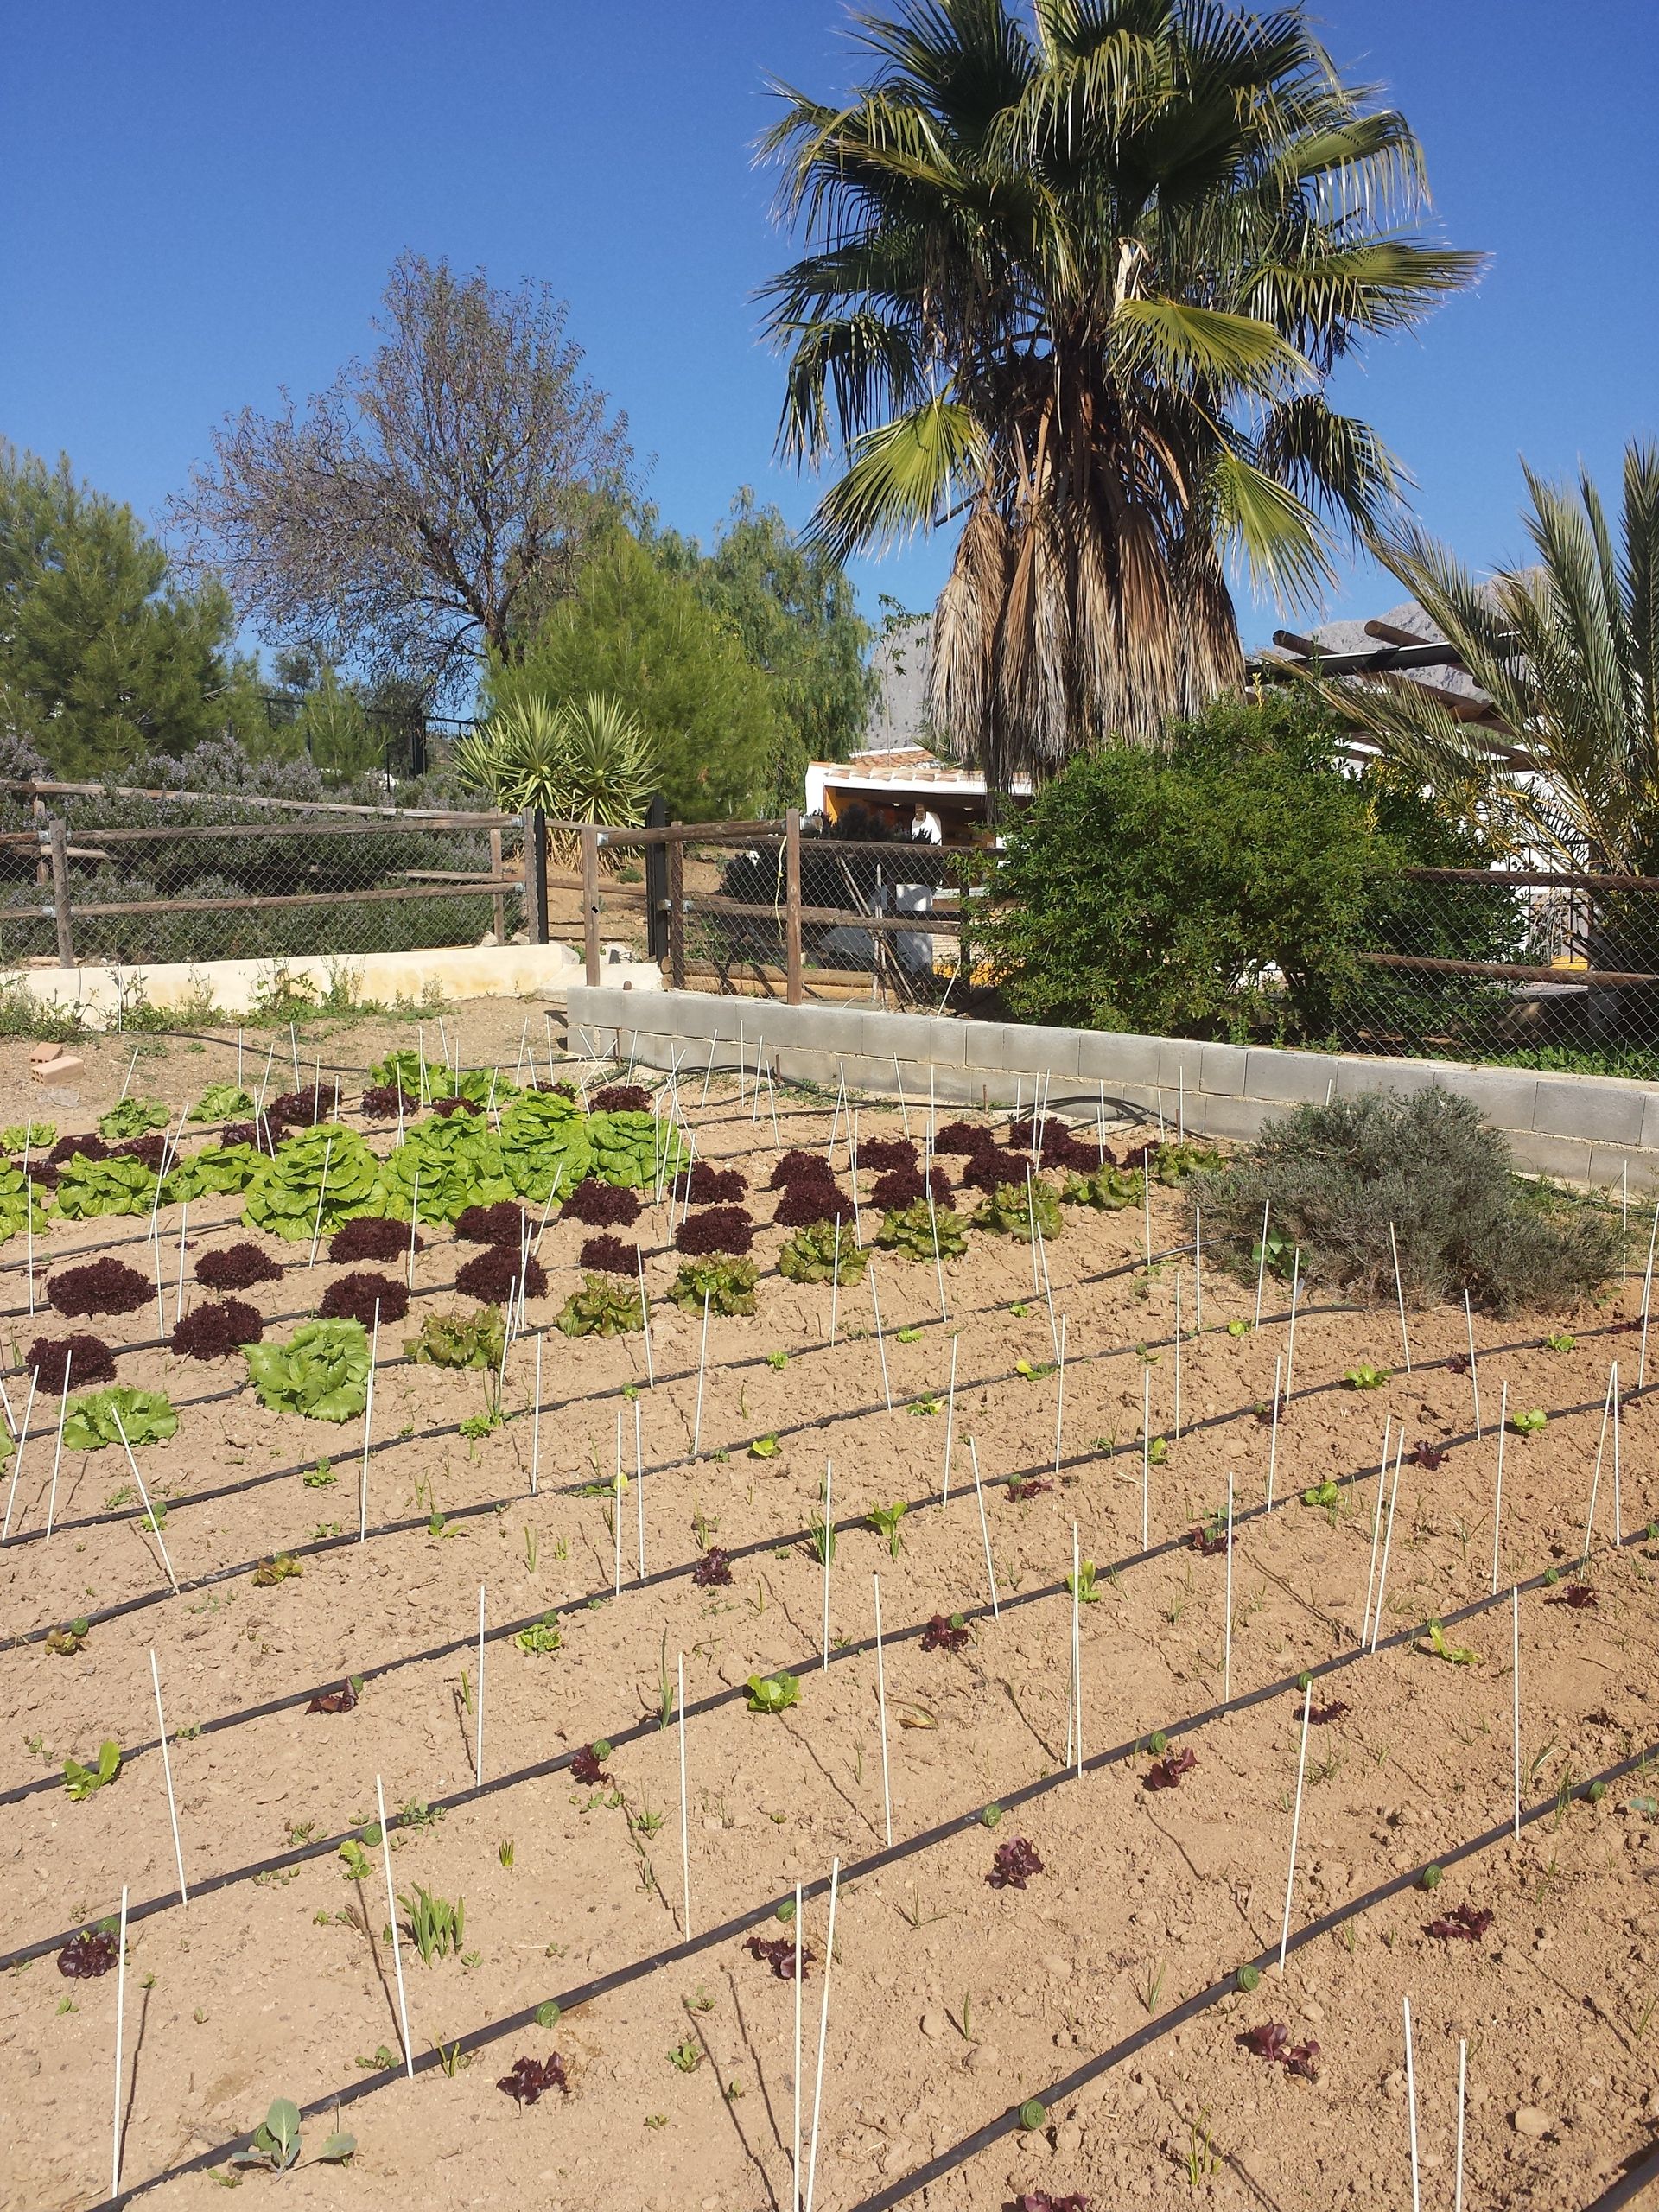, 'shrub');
1200,1086,1623,1314
197,1242,283,1291
454,1247,548,1304
48,1260,151,1319
675,1205,754,1256
328,1217,418,1266
27,1334,116,1392
561,1177,641,1228
591,1083,651,1114
672,1162,747,1205
172,1300,264,1360
975,697,1393,1037
454,1201,526,1246
671,1257,758,1317
773,1178,849,1228
319,1272,410,1326
579,1235,639,1276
